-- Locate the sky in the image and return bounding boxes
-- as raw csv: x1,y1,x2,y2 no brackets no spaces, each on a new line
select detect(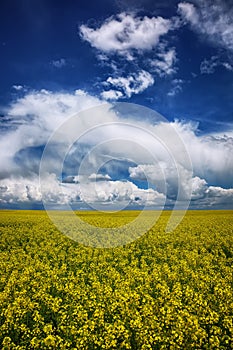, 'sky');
0,0,232,210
